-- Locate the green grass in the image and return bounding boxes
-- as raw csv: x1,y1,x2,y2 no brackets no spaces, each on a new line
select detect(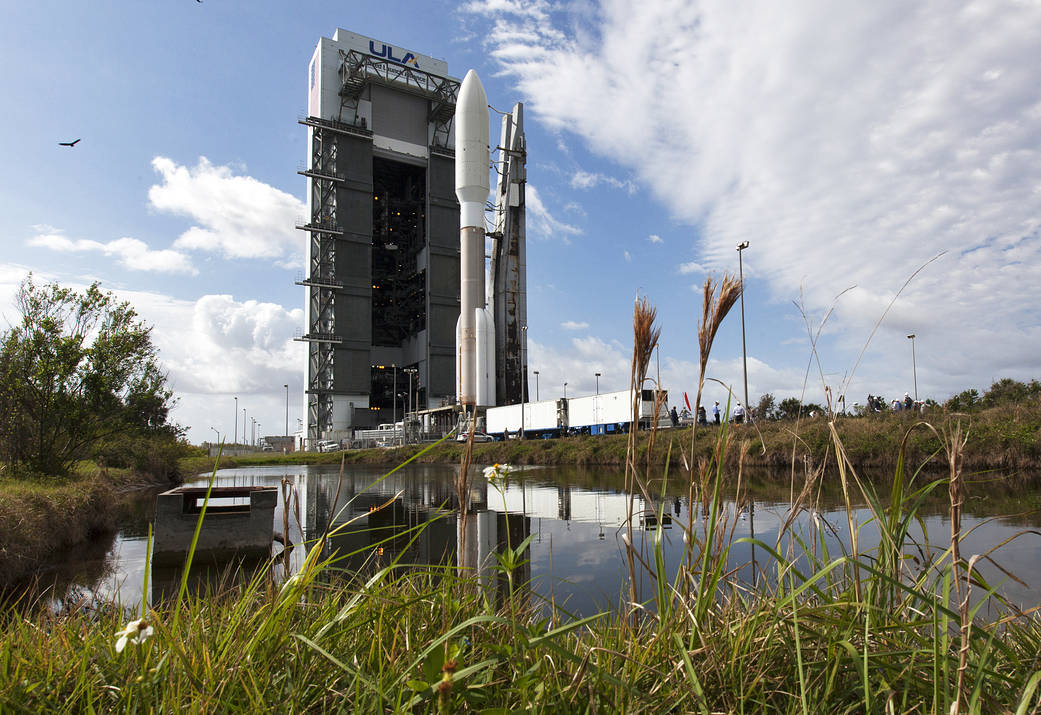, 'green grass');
3,516,1041,711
